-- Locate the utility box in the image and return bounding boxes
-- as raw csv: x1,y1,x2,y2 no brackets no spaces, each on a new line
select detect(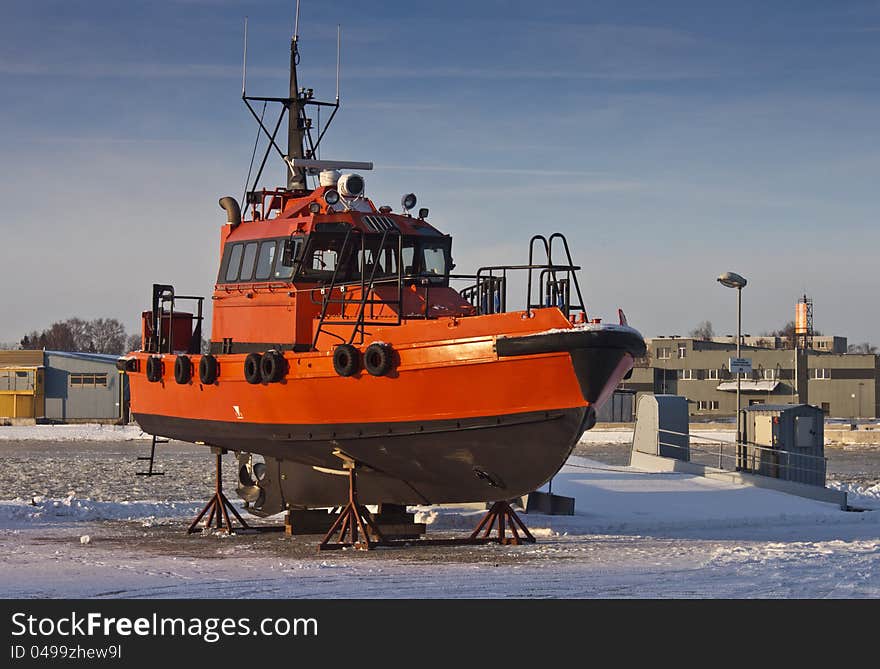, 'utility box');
631,395,689,461
742,404,825,486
